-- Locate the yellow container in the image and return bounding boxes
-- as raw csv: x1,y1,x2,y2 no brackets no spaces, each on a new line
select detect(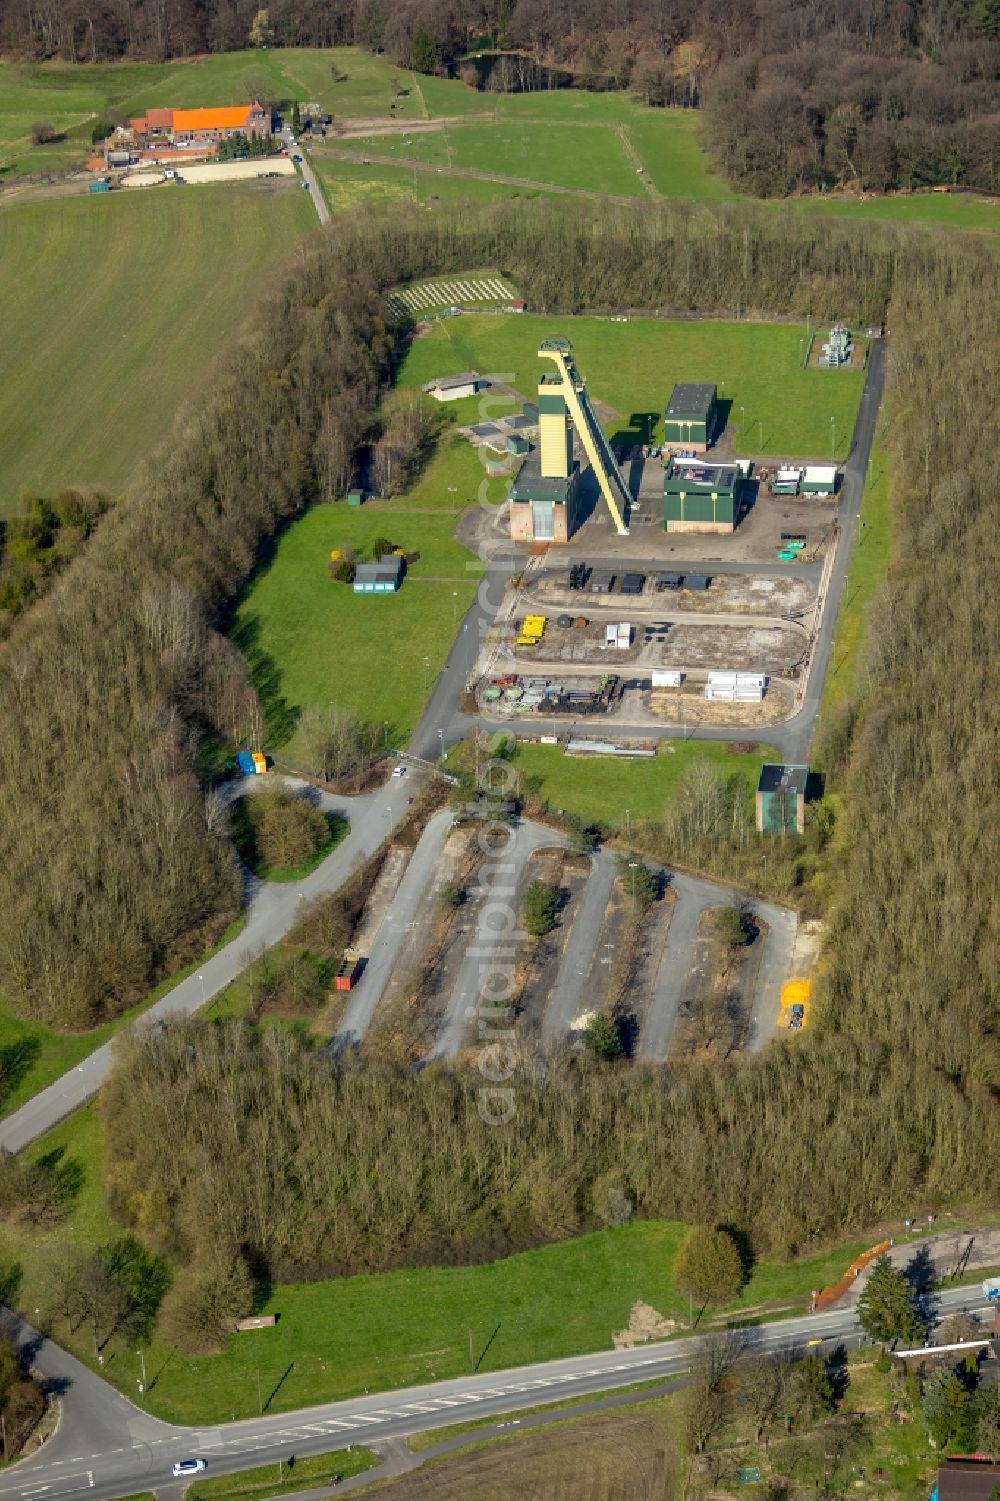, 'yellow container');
251,753,267,774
